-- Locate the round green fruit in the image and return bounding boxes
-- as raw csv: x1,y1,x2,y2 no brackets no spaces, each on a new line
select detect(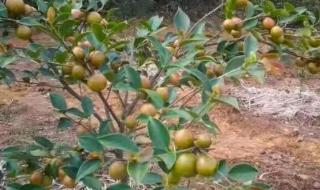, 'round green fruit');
89,50,106,68
196,155,218,176
222,19,235,32
140,103,157,116
125,115,138,130
172,153,197,177
194,133,212,148
307,62,319,74
87,11,102,25
174,129,194,150
270,26,283,39
71,65,85,80
16,25,32,40
108,161,128,181
87,73,107,92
